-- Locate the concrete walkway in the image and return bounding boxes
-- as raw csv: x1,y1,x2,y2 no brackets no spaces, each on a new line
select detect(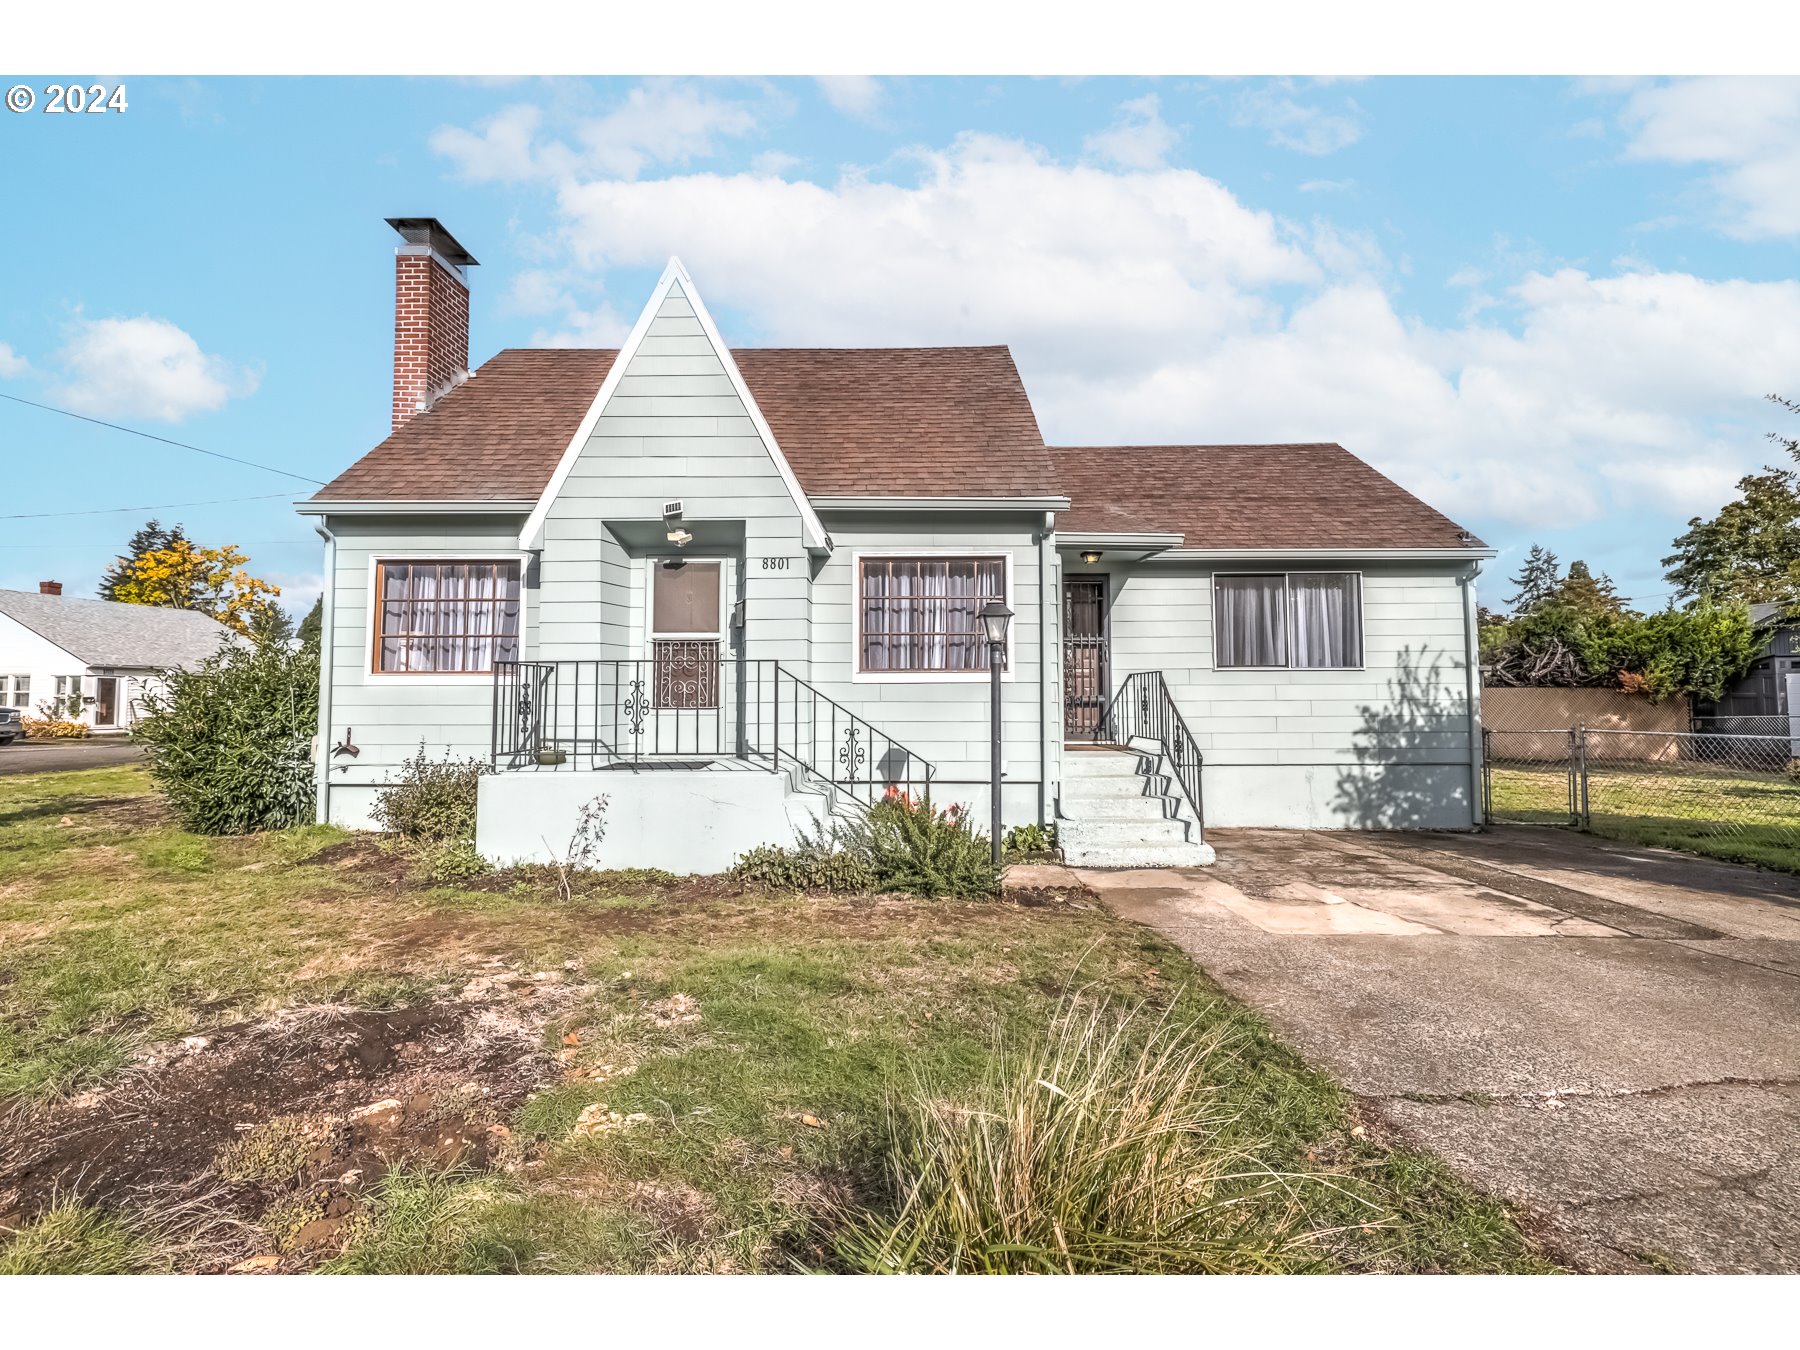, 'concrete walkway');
1060,826,1800,1273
